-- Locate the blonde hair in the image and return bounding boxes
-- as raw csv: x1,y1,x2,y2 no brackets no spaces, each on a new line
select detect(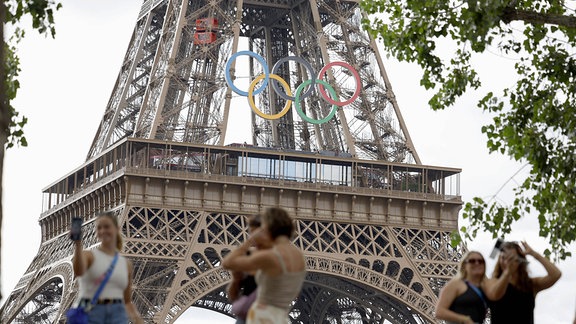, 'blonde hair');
458,251,486,280
97,211,123,251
